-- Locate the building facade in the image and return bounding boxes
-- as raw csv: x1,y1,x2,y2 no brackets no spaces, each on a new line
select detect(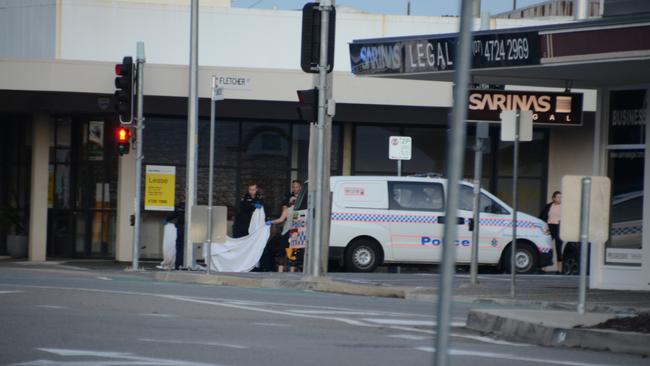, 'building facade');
1,1,598,271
